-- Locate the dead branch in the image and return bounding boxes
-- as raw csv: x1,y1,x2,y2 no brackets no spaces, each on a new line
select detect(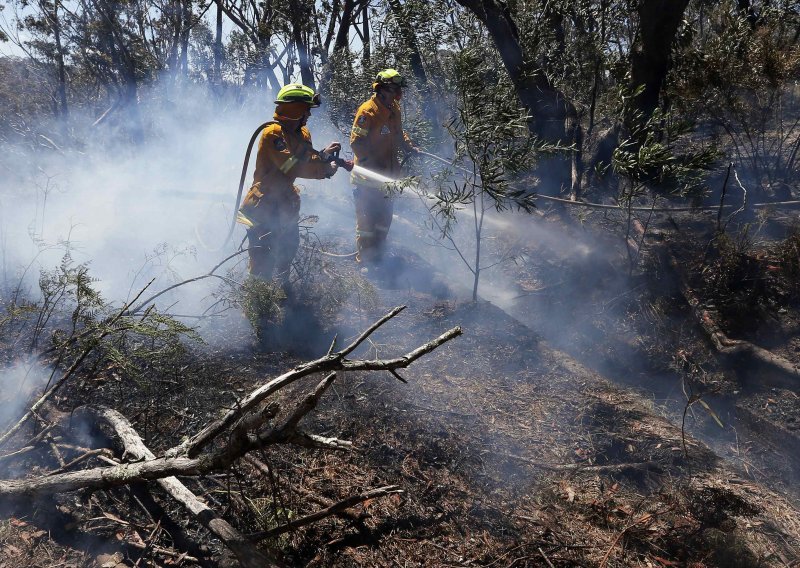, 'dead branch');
538,547,556,568
175,307,460,458
47,438,66,467
74,406,278,568
500,452,663,474
48,448,114,475
125,540,198,563
0,424,55,465
664,243,800,380
284,431,353,451
127,248,251,315
249,485,403,541
0,344,97,447
0,310,460,564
